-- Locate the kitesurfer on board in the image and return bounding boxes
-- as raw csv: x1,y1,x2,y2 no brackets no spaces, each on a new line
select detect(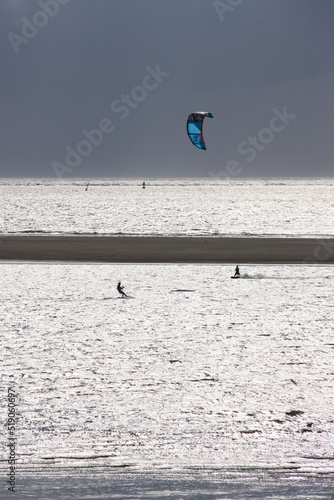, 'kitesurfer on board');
234,265,240,277
117,282,128,298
